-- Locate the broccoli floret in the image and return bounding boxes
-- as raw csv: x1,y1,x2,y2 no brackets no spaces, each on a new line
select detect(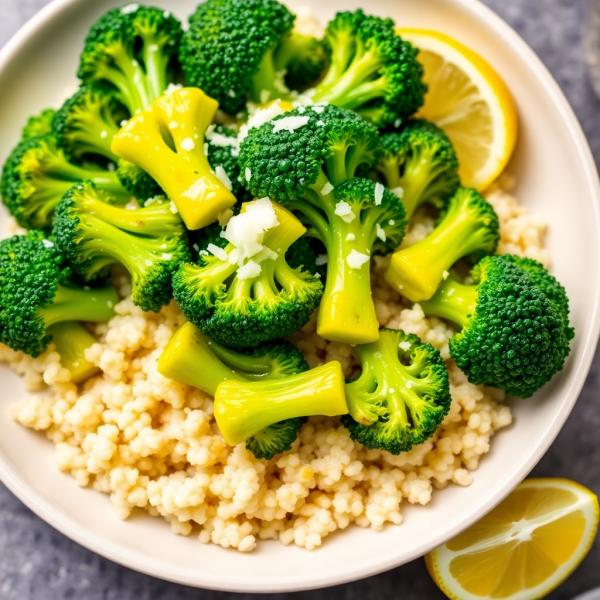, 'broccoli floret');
112,87,236,230
180,0,295,114
374,120,460,219
239,105,406,344
116,158,163,200
214,361,347,446
173,199,323,348
0,231,118,358
1,135,131,230
385,187,500,302
54,85,126,162
158,322,308,459
420,256,572,398
341,329,450,454
22,108,56,139
206,124,252,203
496,255,574,337
78,5,182,115
304,10,426,127
47,321,101,383
52,181,191,312
274,31,327,90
